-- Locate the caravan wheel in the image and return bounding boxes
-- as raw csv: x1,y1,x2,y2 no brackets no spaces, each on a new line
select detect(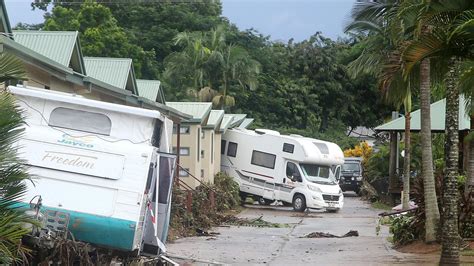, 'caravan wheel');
293,194,307,212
